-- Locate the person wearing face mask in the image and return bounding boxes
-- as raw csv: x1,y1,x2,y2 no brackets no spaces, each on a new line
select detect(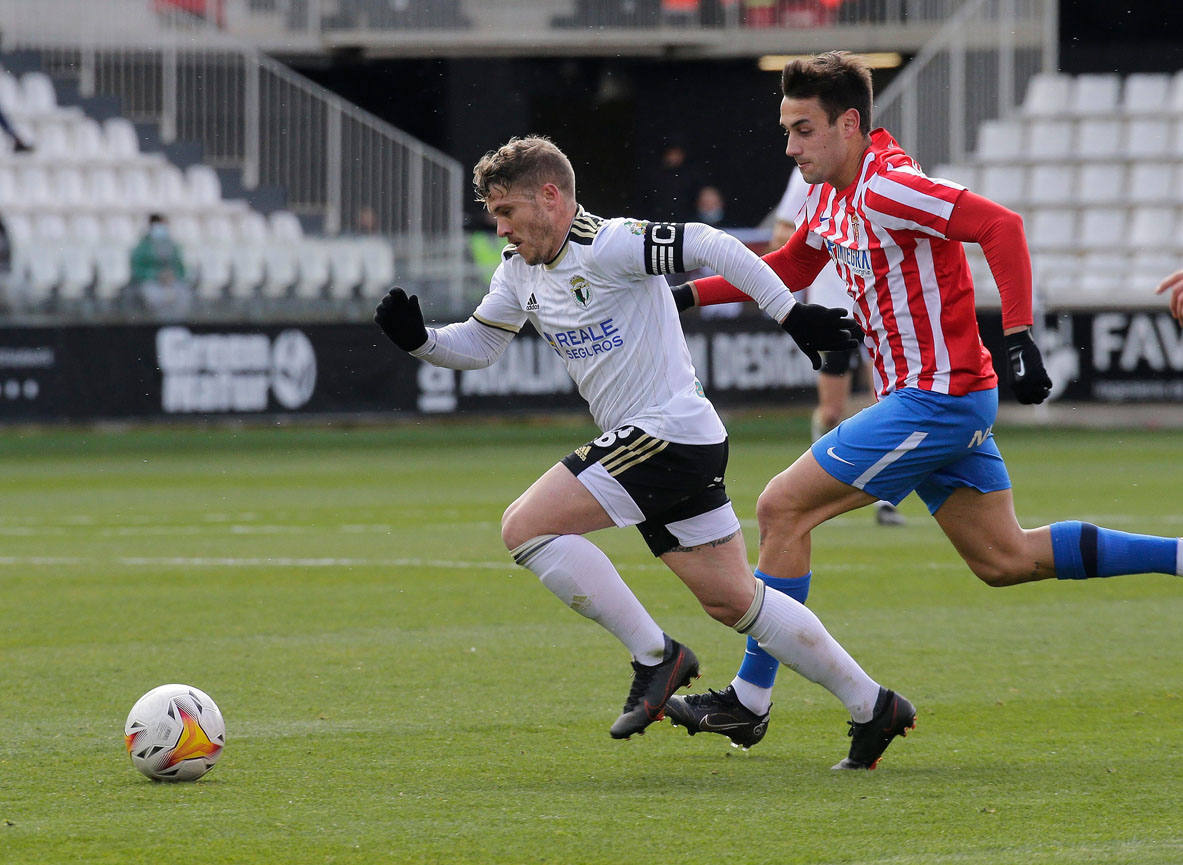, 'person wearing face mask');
130,213,190,319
